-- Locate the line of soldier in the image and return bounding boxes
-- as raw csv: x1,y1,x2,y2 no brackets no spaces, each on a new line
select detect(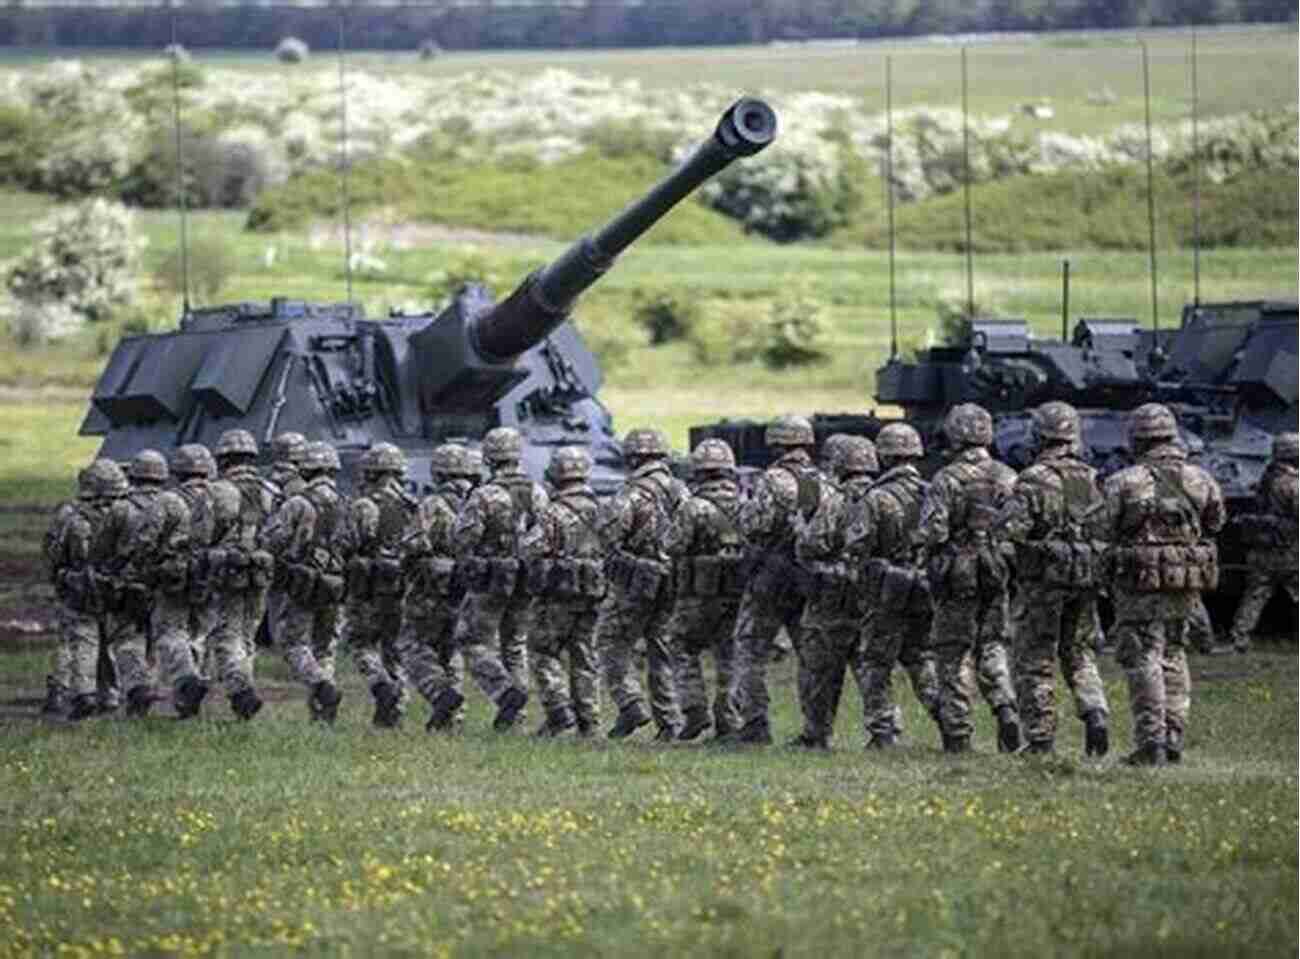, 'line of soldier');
42,404,1296,767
